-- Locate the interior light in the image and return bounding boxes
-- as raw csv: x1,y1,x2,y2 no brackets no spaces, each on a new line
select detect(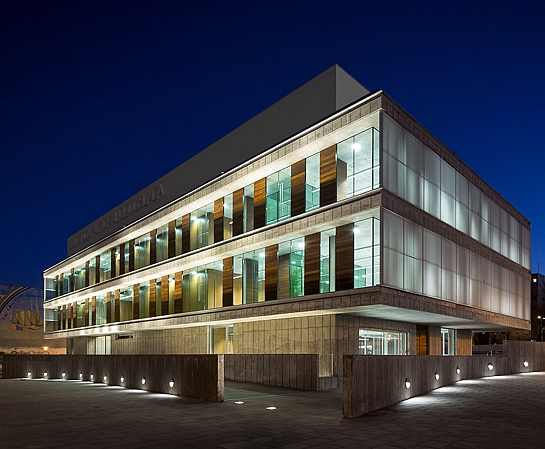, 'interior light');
405,378,411,389
266,406,276,410
141,377,146,385
487,363,494,371
120,375,125,383
456,367,461,375
434,372,439,381
169,379,174,388
523,360,529,368
234,401,244,405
